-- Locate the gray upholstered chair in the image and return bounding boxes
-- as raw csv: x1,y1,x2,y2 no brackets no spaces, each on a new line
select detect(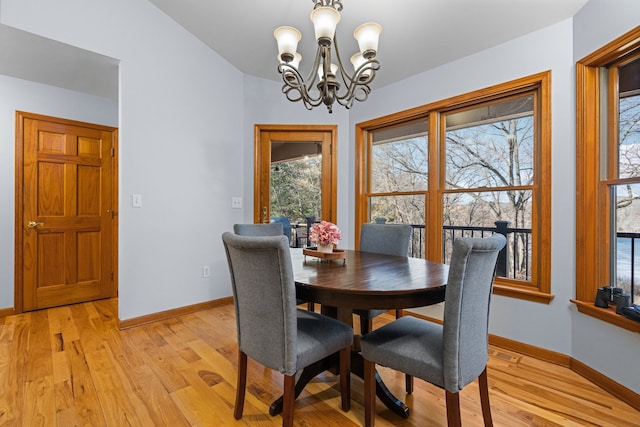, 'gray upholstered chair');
271,216,293,245
360,234,506,427
233,223,313,311
233,222,283,236
355,223,413,335
222,232,353,427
